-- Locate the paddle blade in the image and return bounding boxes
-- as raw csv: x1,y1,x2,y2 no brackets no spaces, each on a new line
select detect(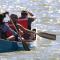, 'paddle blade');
37,32,56,40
